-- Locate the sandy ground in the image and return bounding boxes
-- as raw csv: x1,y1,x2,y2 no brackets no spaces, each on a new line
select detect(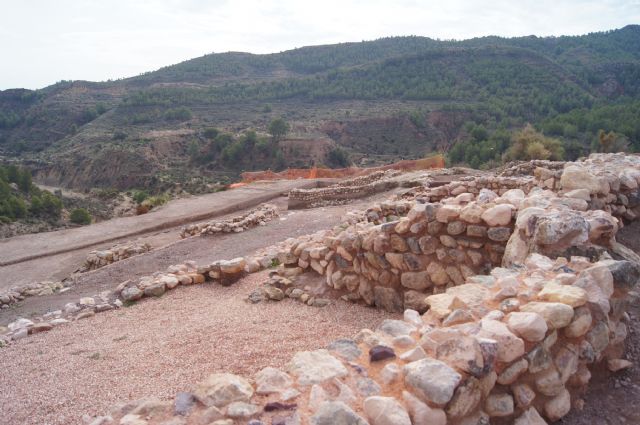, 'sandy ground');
0,271,396,425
